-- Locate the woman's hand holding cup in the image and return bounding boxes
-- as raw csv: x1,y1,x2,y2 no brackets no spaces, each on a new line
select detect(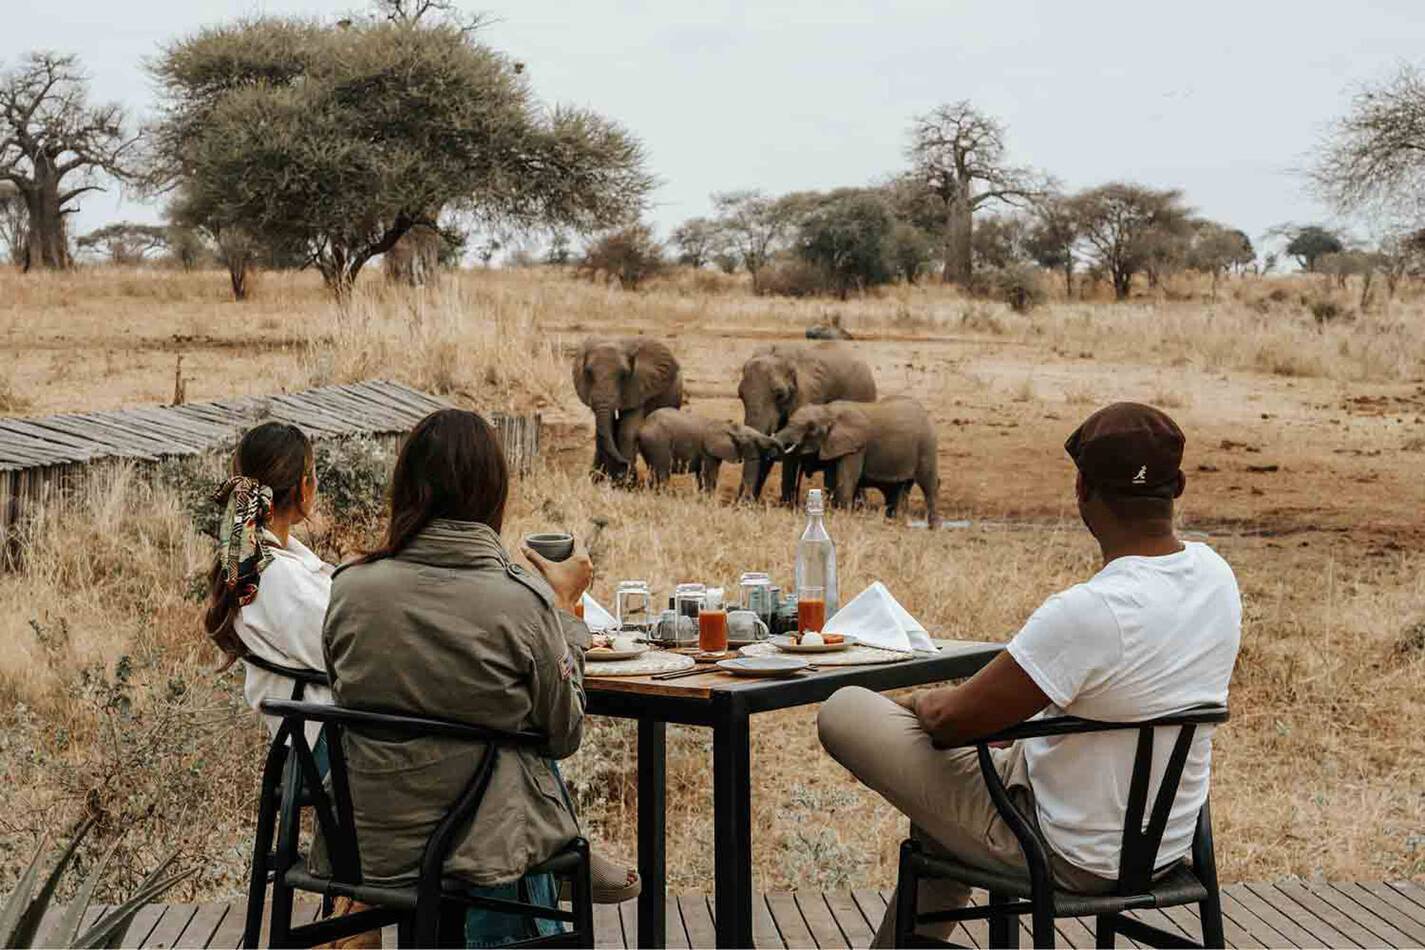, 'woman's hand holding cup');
523,535,593,615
